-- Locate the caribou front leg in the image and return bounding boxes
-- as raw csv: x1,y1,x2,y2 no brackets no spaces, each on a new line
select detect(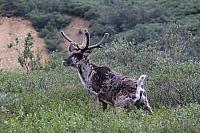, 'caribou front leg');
89,89,110,111
87,88,100,109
